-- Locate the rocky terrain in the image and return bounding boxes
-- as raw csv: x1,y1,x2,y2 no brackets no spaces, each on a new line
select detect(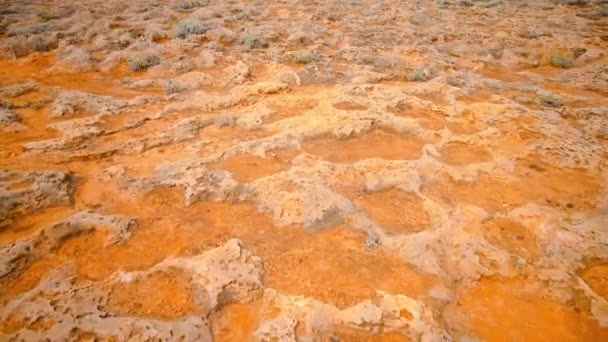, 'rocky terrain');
1,0,608,340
